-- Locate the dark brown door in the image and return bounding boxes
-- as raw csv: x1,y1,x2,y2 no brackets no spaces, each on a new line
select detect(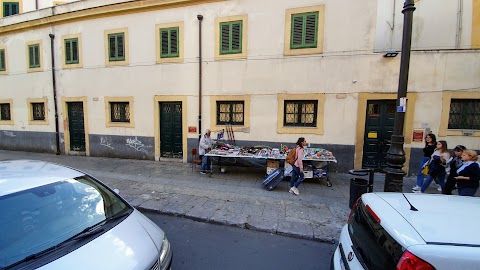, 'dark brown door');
362,100,396,169
67,102,86,152
160,102,183,158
